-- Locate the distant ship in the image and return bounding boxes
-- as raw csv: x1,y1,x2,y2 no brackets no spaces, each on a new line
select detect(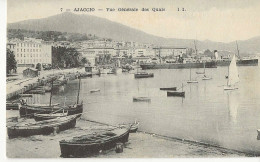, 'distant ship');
217,57,258,66
140,41,217,70
217,41,258,66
